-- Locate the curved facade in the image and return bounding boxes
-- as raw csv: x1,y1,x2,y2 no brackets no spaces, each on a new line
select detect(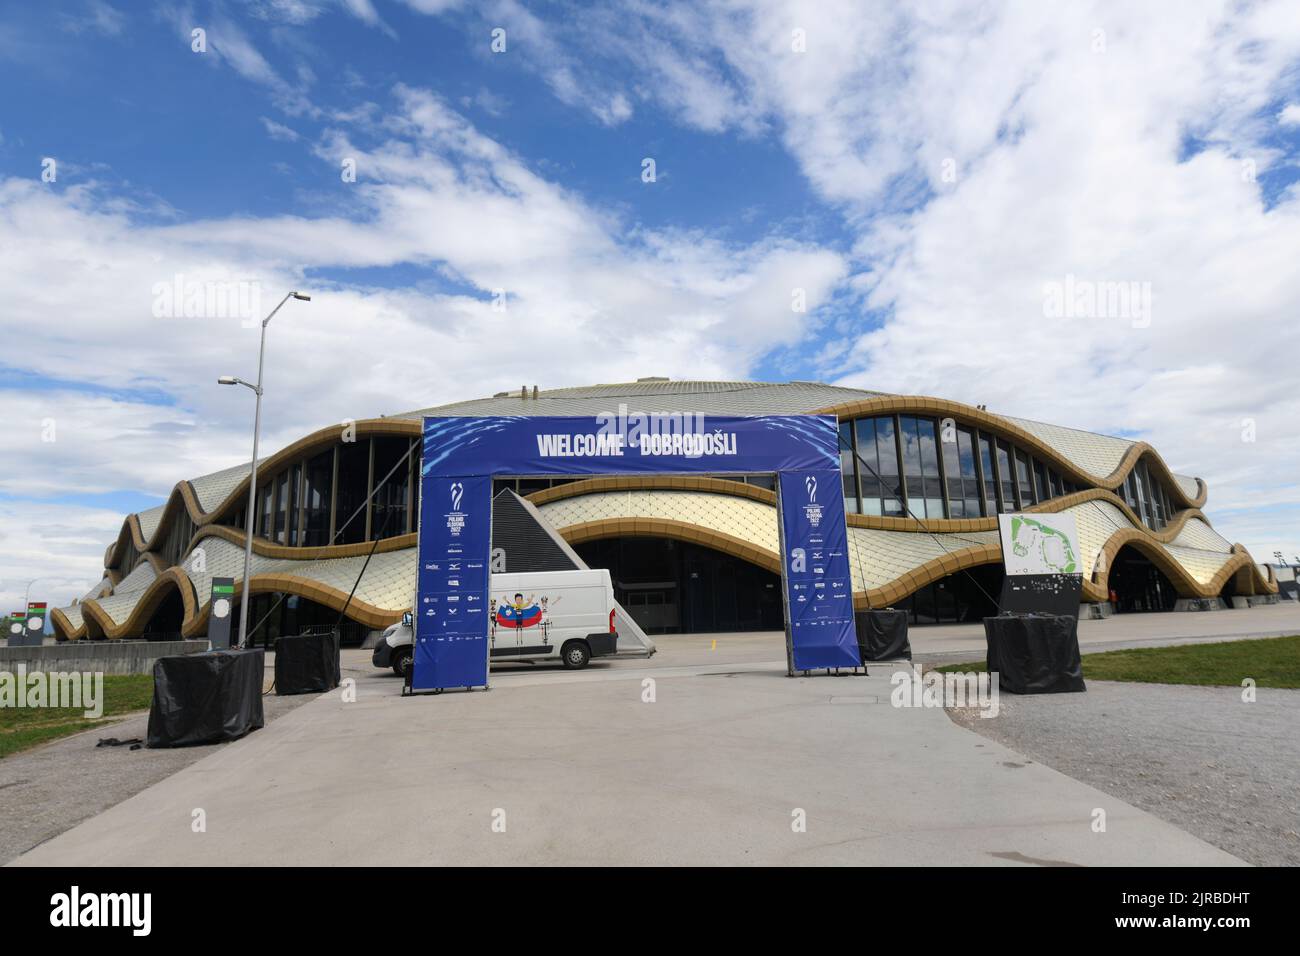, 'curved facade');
52,380,1276,642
